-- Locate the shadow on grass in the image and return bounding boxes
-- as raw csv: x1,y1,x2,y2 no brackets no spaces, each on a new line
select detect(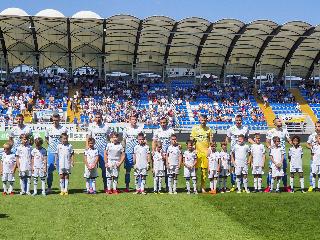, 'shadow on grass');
0,213,9,219
198,192,320,240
